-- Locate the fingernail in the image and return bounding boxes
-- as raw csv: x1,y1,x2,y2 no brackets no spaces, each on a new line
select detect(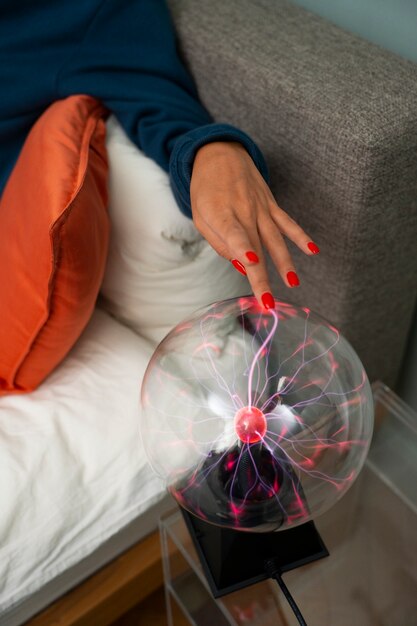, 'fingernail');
245,250,259,263
307,241,320,255
287,271,300,287
231,259,247,276
261,292,275,310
